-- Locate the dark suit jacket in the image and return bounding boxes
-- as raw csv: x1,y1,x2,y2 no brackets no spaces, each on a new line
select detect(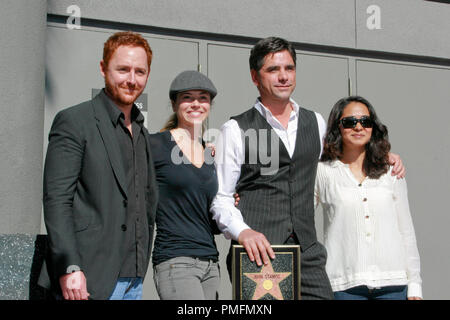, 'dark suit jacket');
42,90,158,299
